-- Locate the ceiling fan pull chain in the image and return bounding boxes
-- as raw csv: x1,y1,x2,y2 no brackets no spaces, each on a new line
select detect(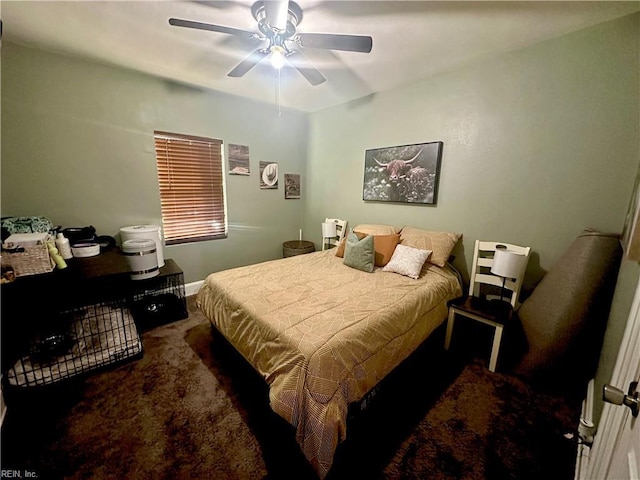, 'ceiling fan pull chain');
275,68,282,117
